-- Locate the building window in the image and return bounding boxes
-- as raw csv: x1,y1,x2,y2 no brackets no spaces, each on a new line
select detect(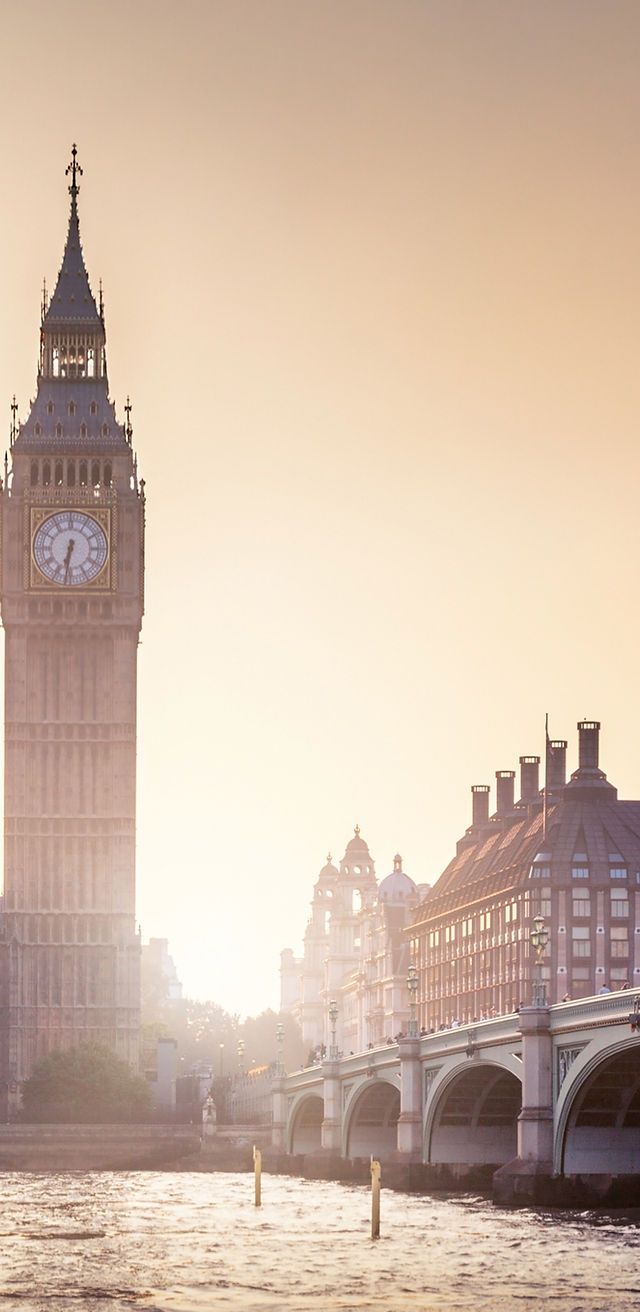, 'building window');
30,461,38,487
572,927,591,957
610,928,629,958
55,461,63,486
610,866,627,880
611,888,629,917
572,888,591,917
67,462,75,488
47,401,54,415
532,887,551,918
91,461,100,487
480,911,491,931
103,462,112,486
90,401,97,416
572,865,589,880
42,461,51,487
